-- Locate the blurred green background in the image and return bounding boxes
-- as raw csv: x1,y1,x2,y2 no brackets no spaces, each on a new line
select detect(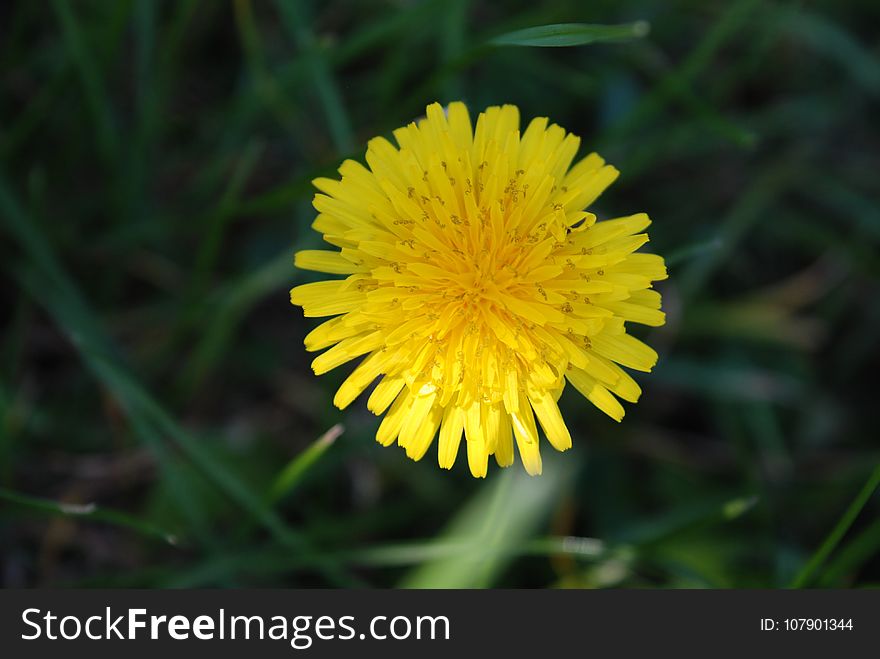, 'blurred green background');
2,0,879,588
